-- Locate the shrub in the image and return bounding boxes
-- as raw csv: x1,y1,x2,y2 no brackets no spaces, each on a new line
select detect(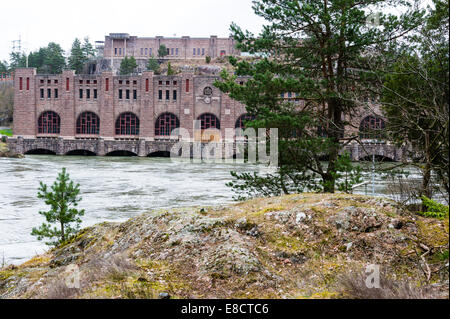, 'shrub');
167,62,175,75
147,55,160,74
420,196,449,219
